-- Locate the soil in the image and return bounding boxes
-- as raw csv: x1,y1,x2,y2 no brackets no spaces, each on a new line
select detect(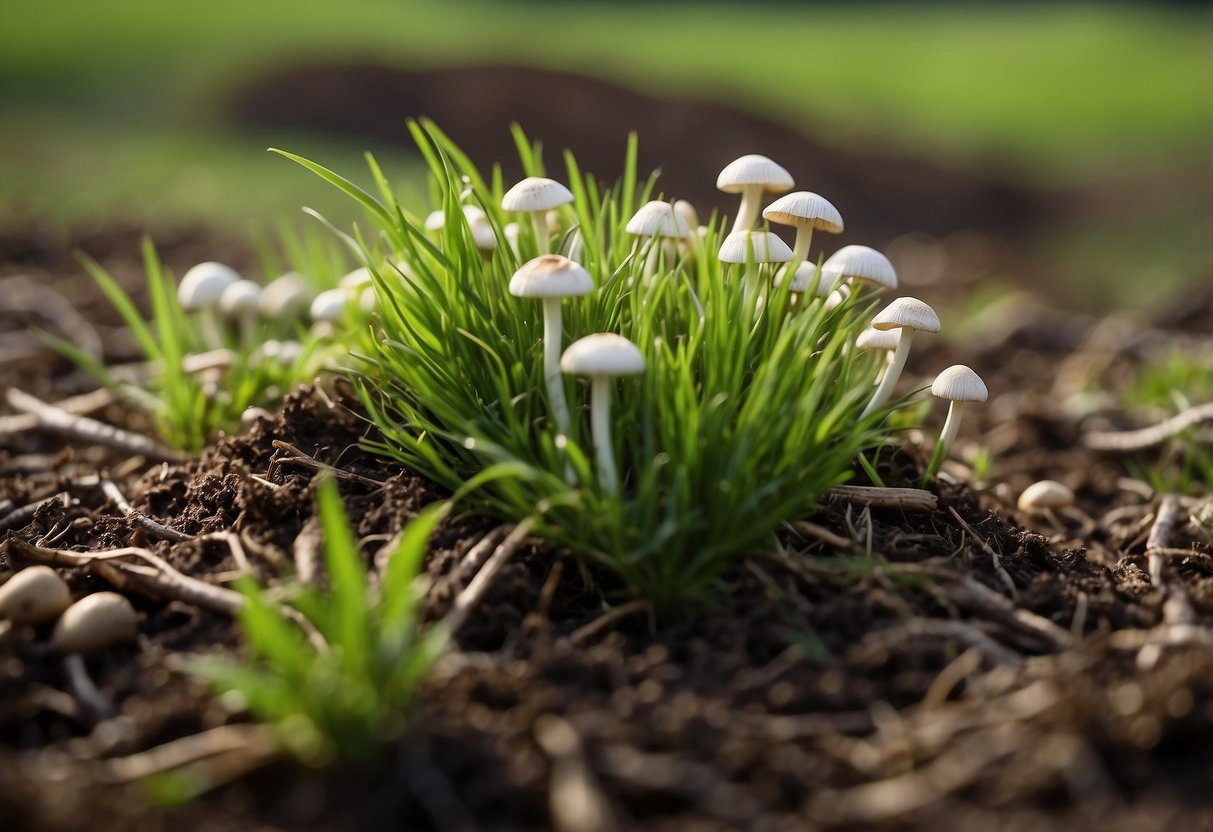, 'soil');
2,231,1213,831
